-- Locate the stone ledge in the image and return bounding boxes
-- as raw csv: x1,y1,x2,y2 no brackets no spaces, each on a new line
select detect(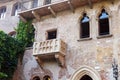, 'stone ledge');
77,37,92,41
97,34,113,39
